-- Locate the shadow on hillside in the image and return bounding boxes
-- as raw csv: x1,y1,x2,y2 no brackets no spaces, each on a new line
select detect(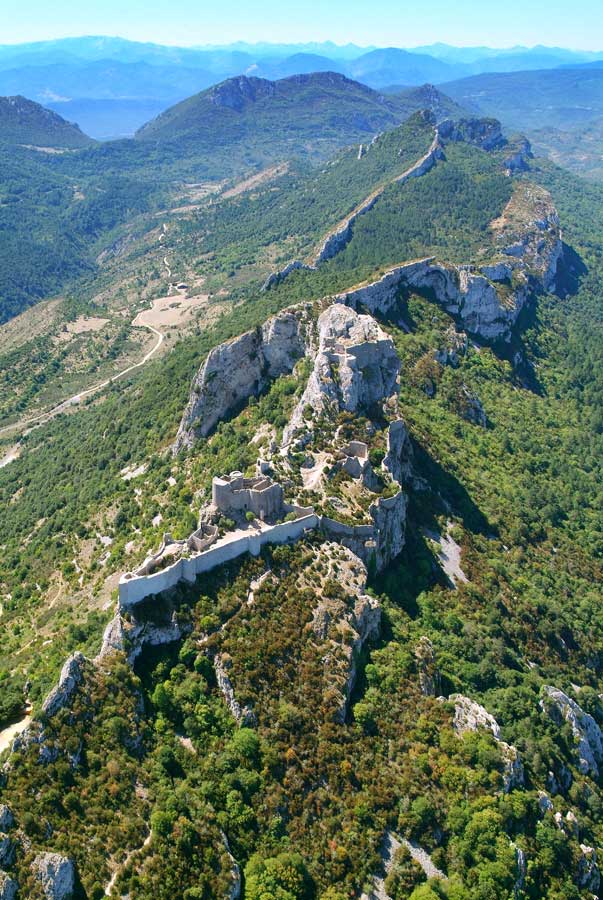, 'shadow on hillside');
557,242,588,297
410,440,494,538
